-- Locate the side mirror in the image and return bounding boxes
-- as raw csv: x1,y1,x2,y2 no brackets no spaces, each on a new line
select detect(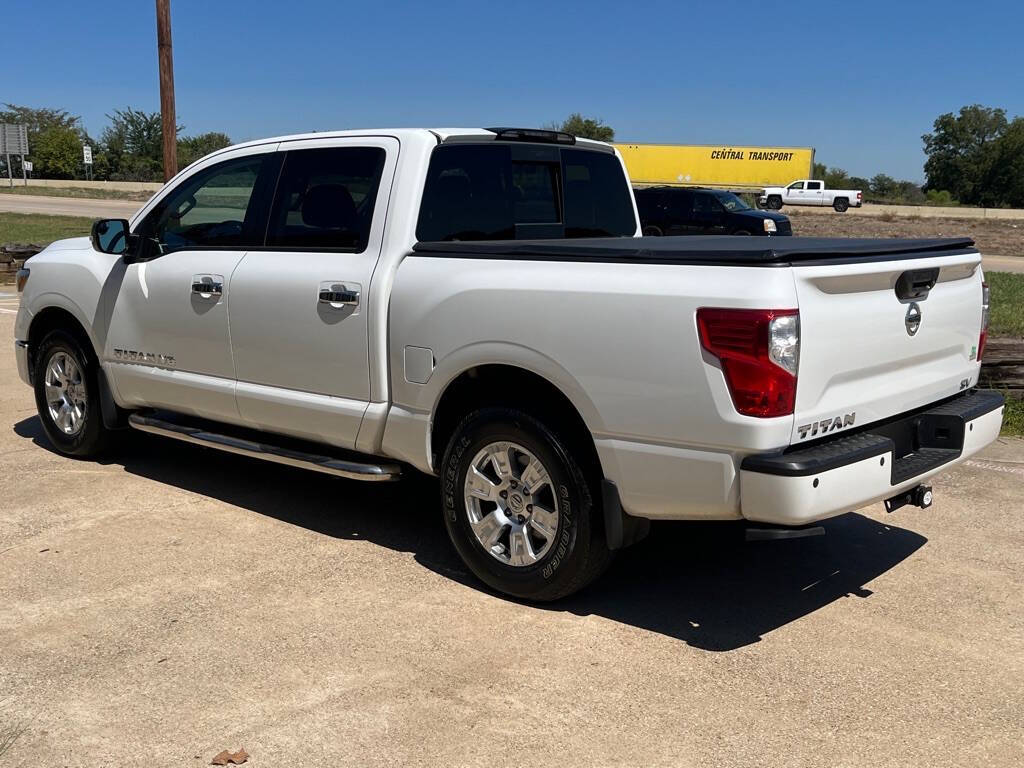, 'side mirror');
90,218,130,255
